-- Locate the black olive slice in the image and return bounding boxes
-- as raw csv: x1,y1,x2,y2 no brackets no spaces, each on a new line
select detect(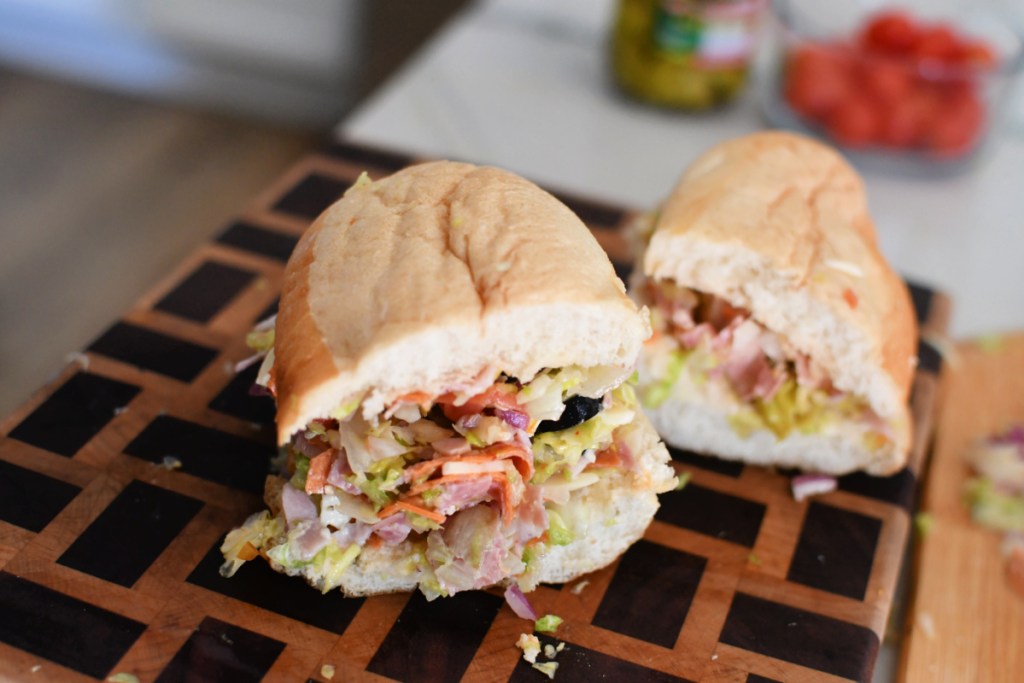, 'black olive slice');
534,395,604,435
